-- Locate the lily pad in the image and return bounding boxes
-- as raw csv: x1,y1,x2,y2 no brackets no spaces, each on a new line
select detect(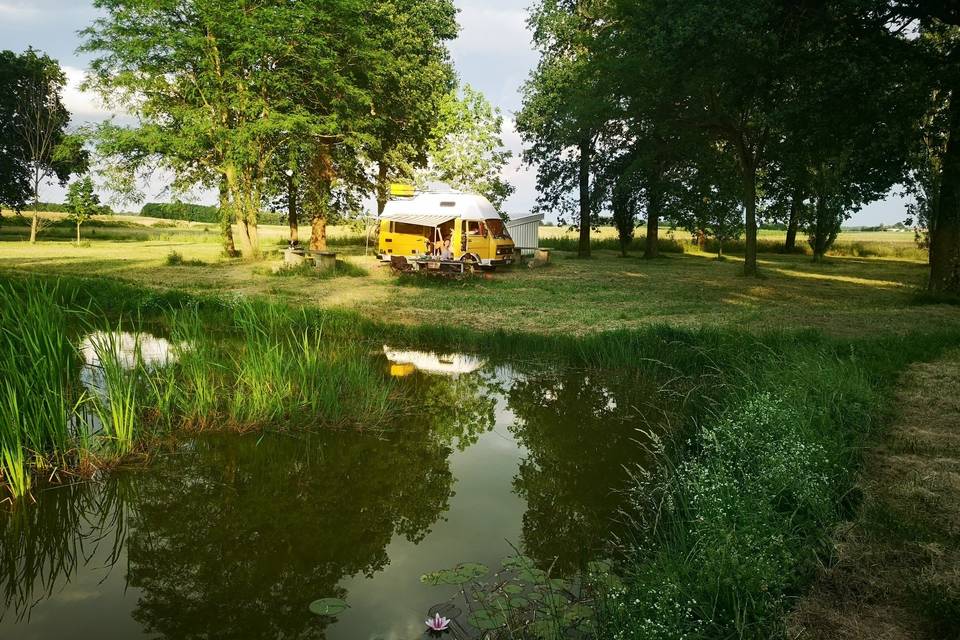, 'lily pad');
502,554,536,570
420,562,489,586
467,609,507,630
517,567,547,584
308,598,349,617
537,592,567,611
563,603,594,624
502,584,524,595
586,559,612,574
